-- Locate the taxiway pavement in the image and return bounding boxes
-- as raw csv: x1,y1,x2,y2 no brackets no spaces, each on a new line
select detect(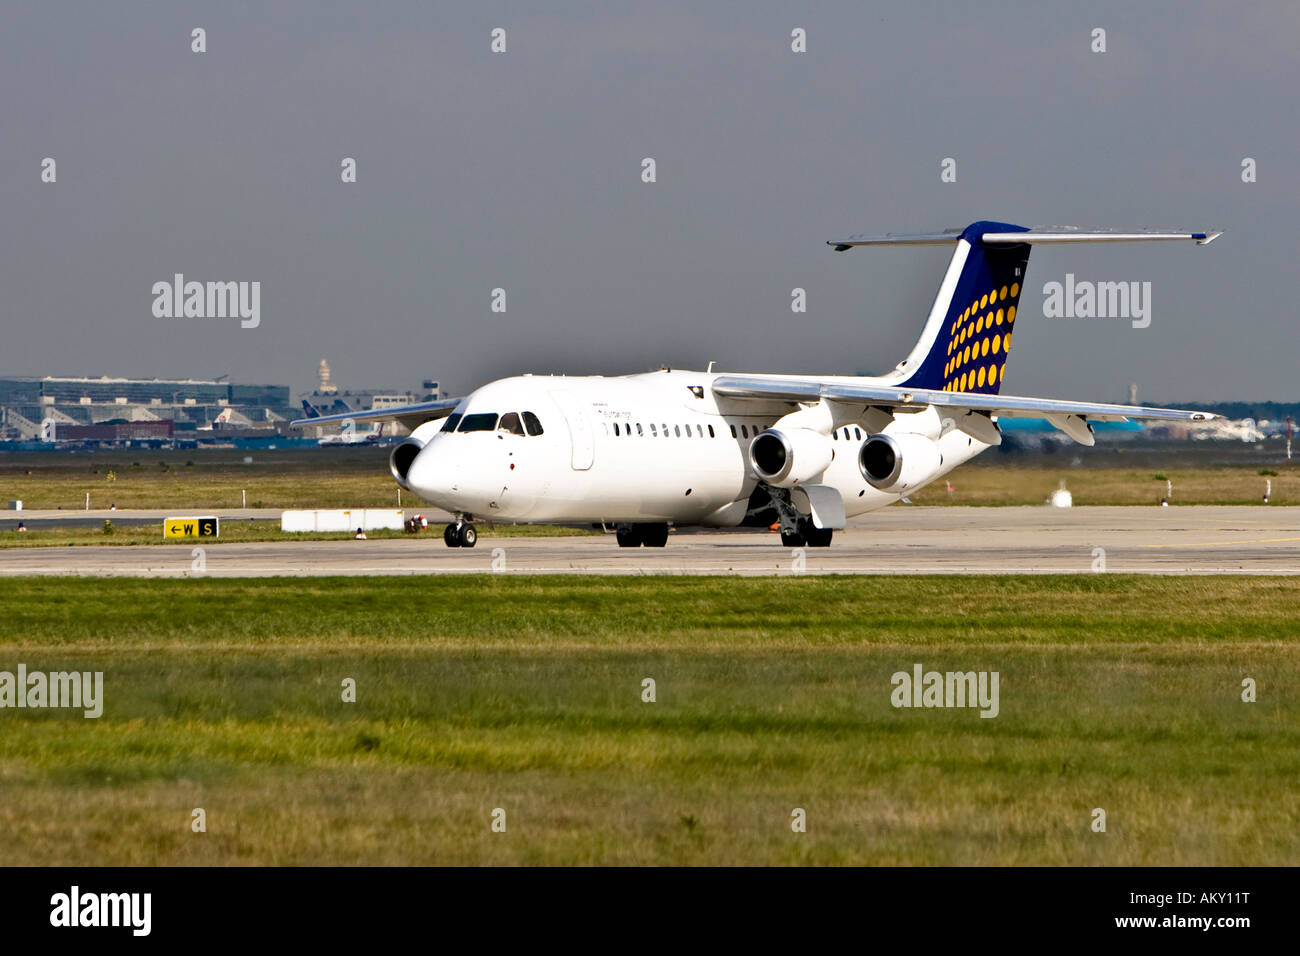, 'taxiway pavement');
1,507,1296,576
